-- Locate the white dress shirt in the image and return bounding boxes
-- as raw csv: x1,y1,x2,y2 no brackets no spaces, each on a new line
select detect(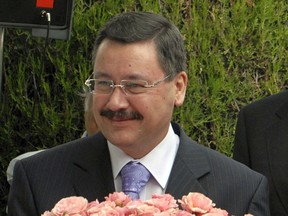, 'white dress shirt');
108,124,179,200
